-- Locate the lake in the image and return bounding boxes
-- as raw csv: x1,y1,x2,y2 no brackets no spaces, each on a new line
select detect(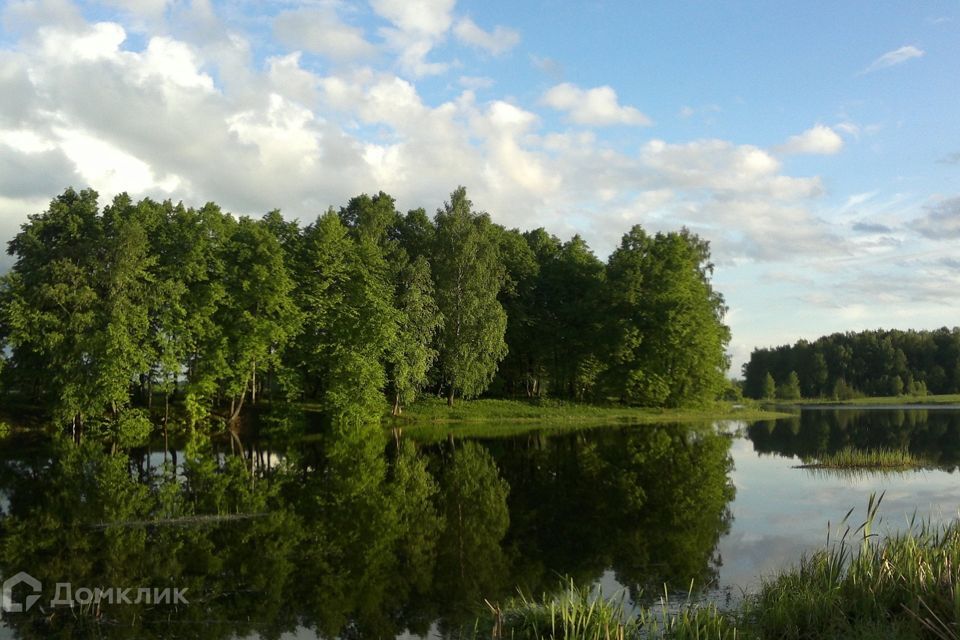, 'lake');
1,407,959,639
